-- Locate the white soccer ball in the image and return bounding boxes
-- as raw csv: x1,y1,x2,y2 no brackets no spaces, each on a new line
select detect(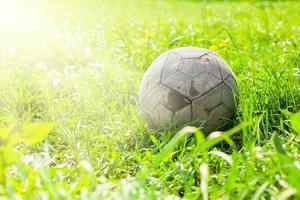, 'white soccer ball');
138,46,238,133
